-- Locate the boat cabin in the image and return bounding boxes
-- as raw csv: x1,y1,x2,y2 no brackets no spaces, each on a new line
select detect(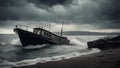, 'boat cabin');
33,28,51,38
33,27,69,44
